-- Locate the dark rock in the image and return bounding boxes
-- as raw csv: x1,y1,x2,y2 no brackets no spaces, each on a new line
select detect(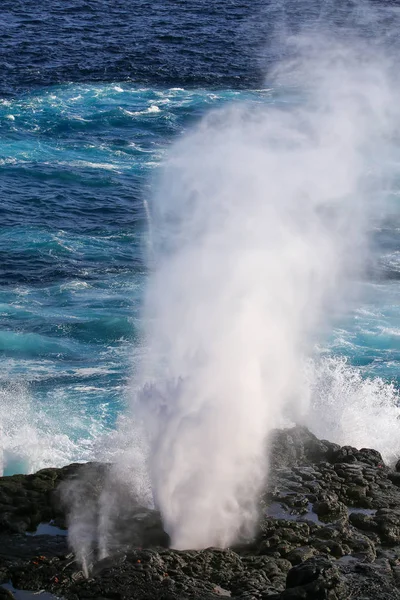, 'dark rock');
388,472,400,487
357,448,384,467
312,494,347,522
286,556,338,588
374,508,400,545
286,546,317,565
348,510,377,532
0,463,96,534
328,445,359,464
1,426,400,599
269,427,332,470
